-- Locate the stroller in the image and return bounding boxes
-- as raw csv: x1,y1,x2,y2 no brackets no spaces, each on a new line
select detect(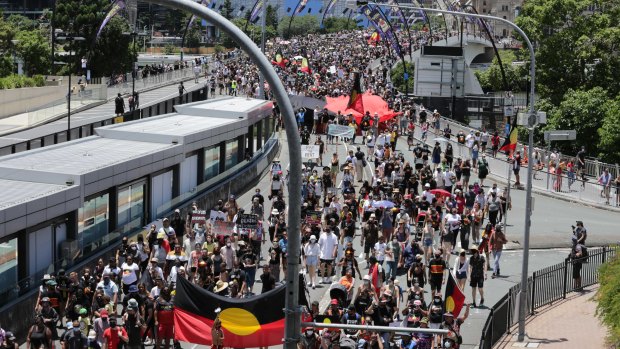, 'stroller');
415,211,427,241
329,283,353,308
